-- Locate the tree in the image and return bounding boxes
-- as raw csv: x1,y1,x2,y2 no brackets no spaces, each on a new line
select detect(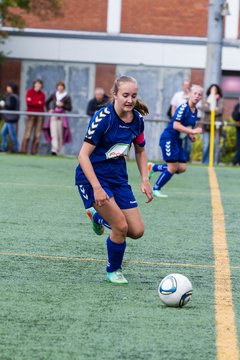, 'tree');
0,0,62,27
0,0,62,59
